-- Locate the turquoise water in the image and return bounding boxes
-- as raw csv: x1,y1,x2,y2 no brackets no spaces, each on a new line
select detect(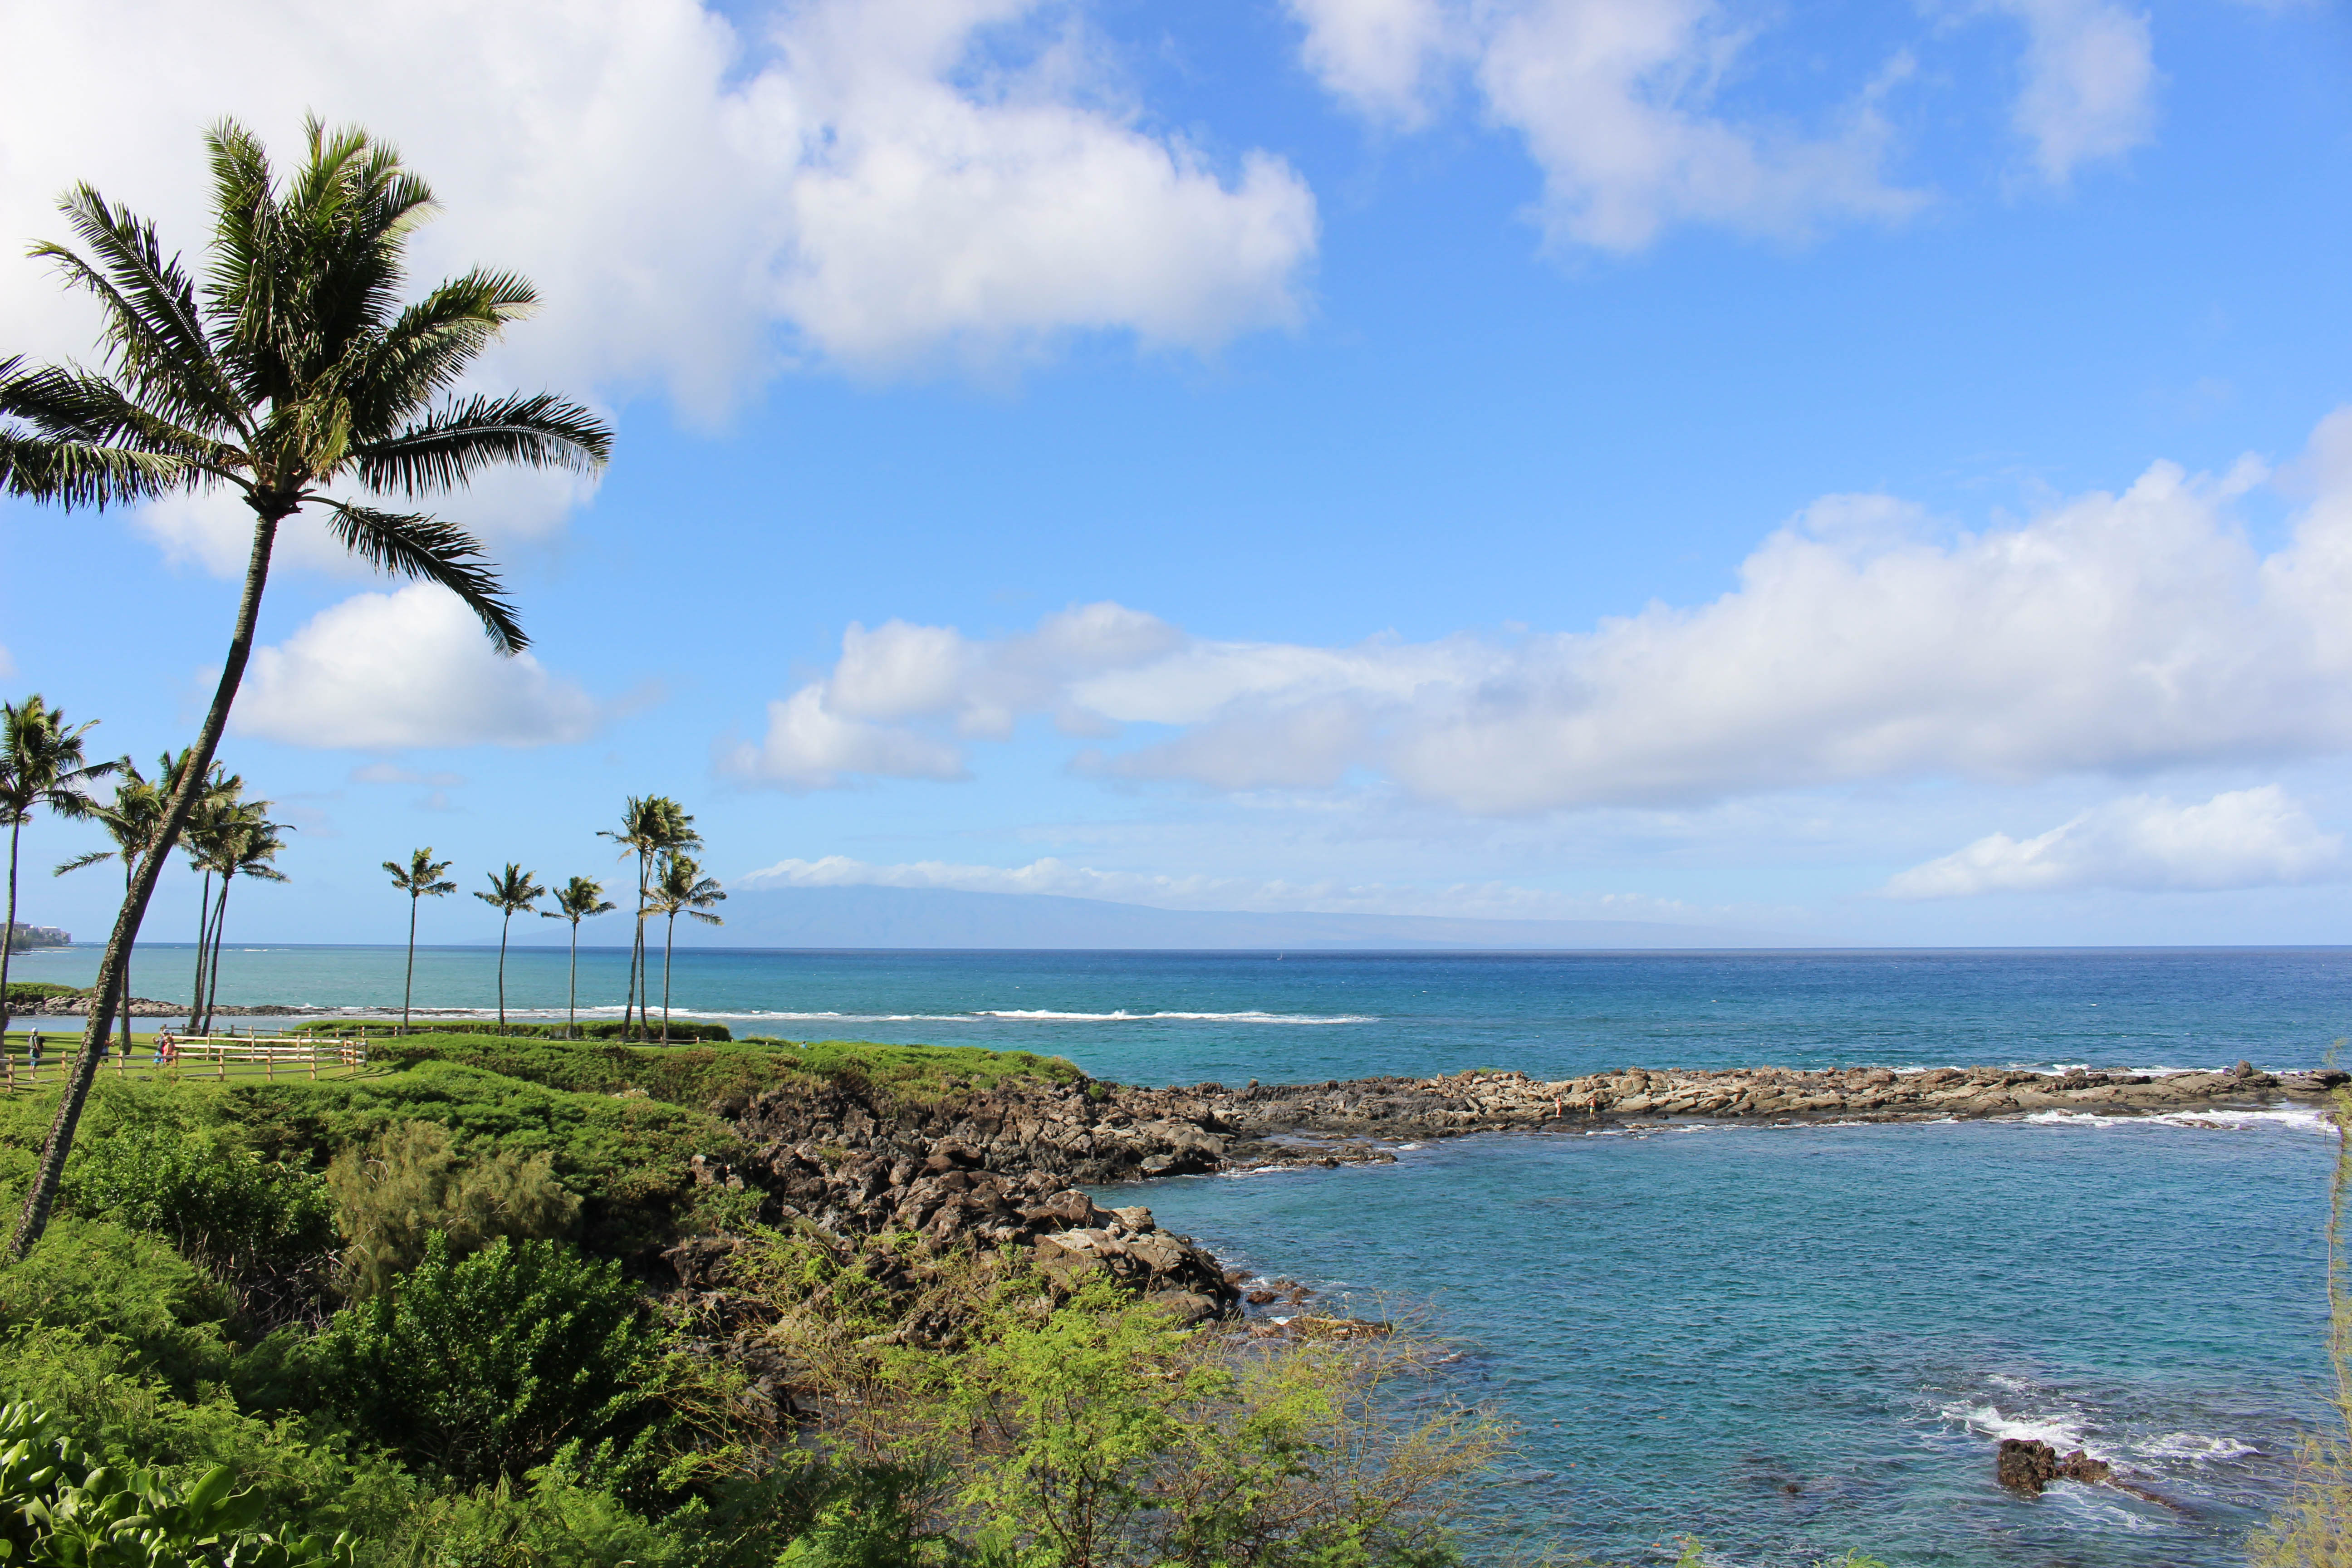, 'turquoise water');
11,942,2342,1563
